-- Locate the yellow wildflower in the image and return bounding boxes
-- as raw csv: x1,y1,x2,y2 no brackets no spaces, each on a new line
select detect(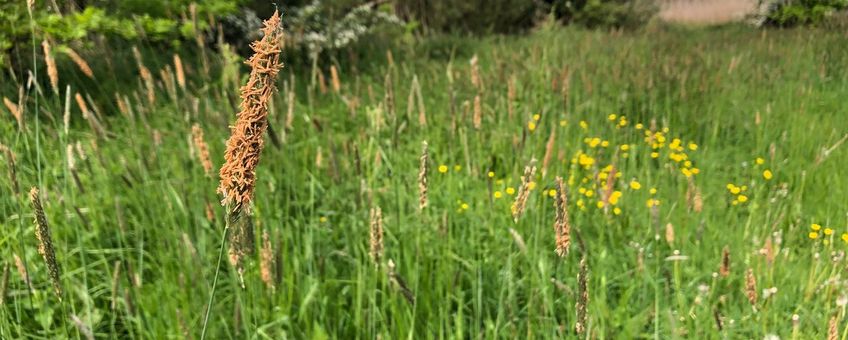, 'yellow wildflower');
688,142,698,151
756,157,765,165
608,114,617,121
533,114,541,121
629,180,641,190
528,121,536,131
488,171,495,178
763,169,773,180
809,231,819,239
506,187,516,195
438,165,448,173
548,189,557,197
811,223,821,231
579,120,588,129
825,228,834,236
493,191,503,199
737,194,748,203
